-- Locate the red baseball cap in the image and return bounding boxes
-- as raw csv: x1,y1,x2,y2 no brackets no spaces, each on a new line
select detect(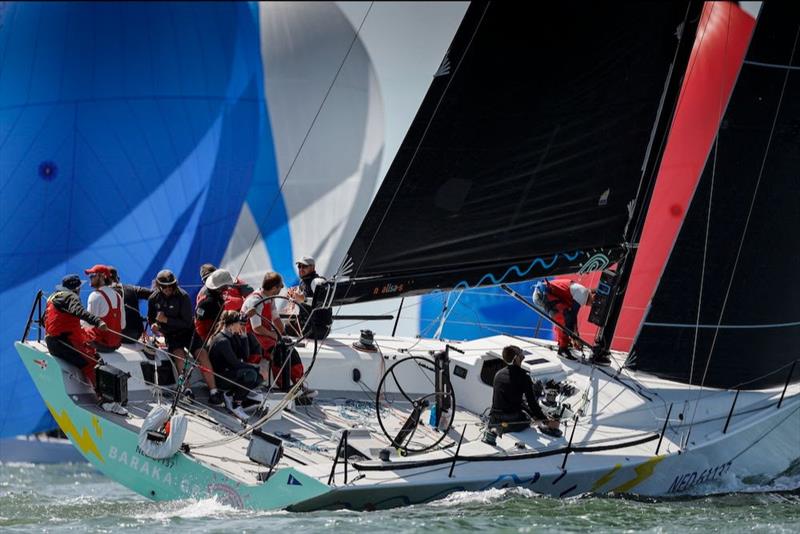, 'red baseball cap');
84,264,112,277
